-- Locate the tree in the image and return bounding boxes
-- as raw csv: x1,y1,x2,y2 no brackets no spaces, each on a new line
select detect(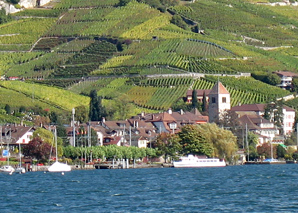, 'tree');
110,94,133,120
119,0,131,6
257,142,276,159
276,145,286,159
264,100,284,134
178,125,213,157
265,73,280,86
0,8,11,24
7,0,20,4
49,111,58,124
216,110,243,148
196,123,238,162
75,105,88,123
57,124,68,146
191,90,198,109
89,90,104,121
23,137,55,162
33,127,63,157
19,106,26,113
171,98,192,112
155,133,182,162
4,104,11,114
247,132,259,160
292,77,298,92
202,91,208,115
170,15,188,30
